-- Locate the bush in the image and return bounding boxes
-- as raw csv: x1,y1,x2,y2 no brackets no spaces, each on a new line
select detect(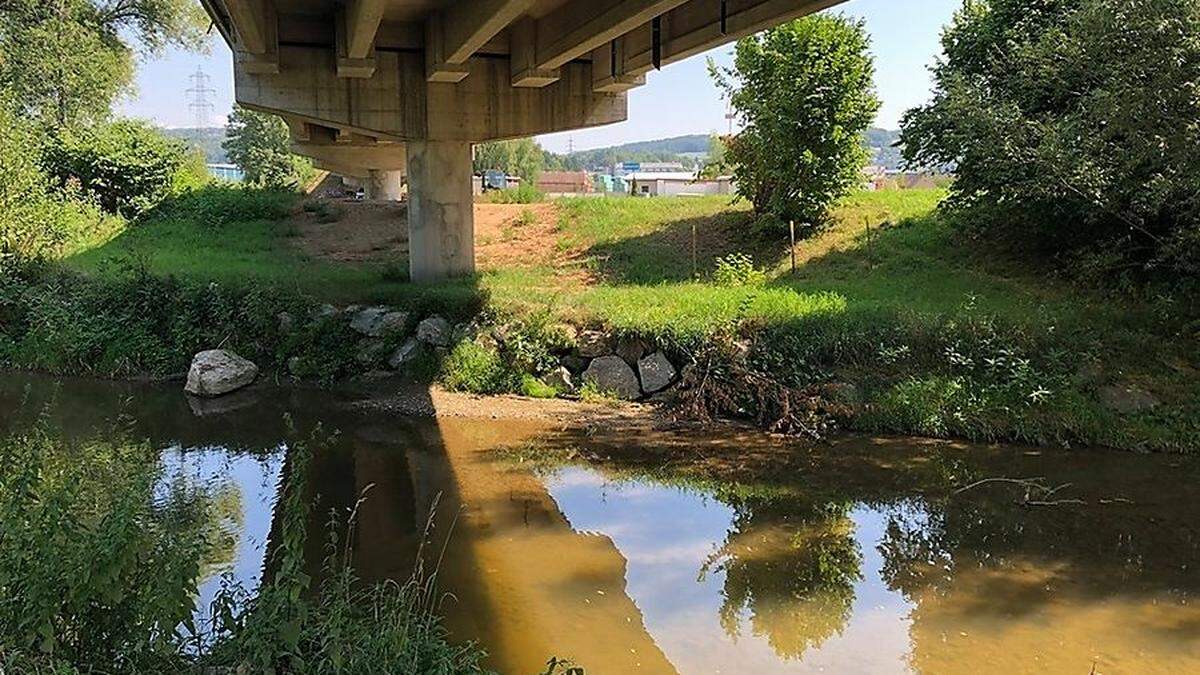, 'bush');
42,119,208,219
901,0,1200,279
144,184,296,228
0,100,112,265
441,340,517,394
485,184,544,204
223,106,315,190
